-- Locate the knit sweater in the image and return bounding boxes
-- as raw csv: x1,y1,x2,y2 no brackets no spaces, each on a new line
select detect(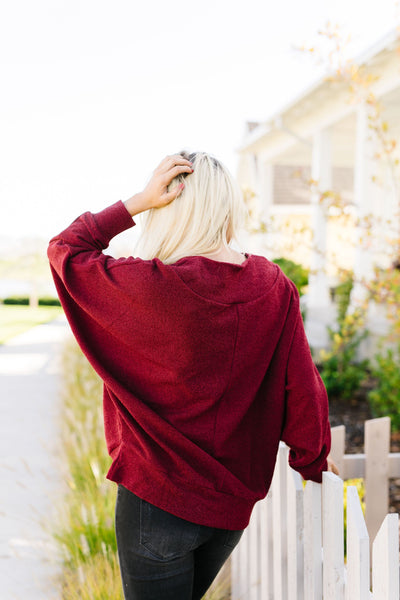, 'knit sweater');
48,200,331,530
